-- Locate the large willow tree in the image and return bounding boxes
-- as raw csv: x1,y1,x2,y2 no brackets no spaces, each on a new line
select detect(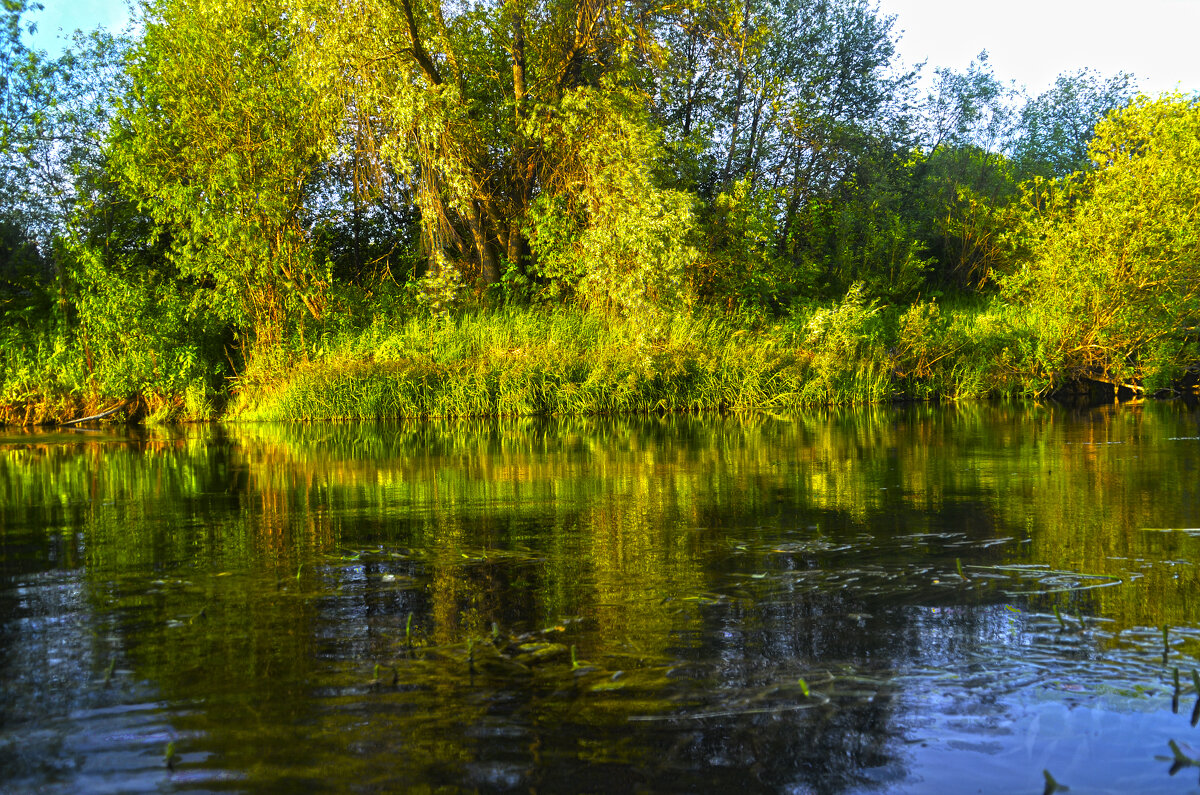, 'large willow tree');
111,0,699,329
291,0,698,312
